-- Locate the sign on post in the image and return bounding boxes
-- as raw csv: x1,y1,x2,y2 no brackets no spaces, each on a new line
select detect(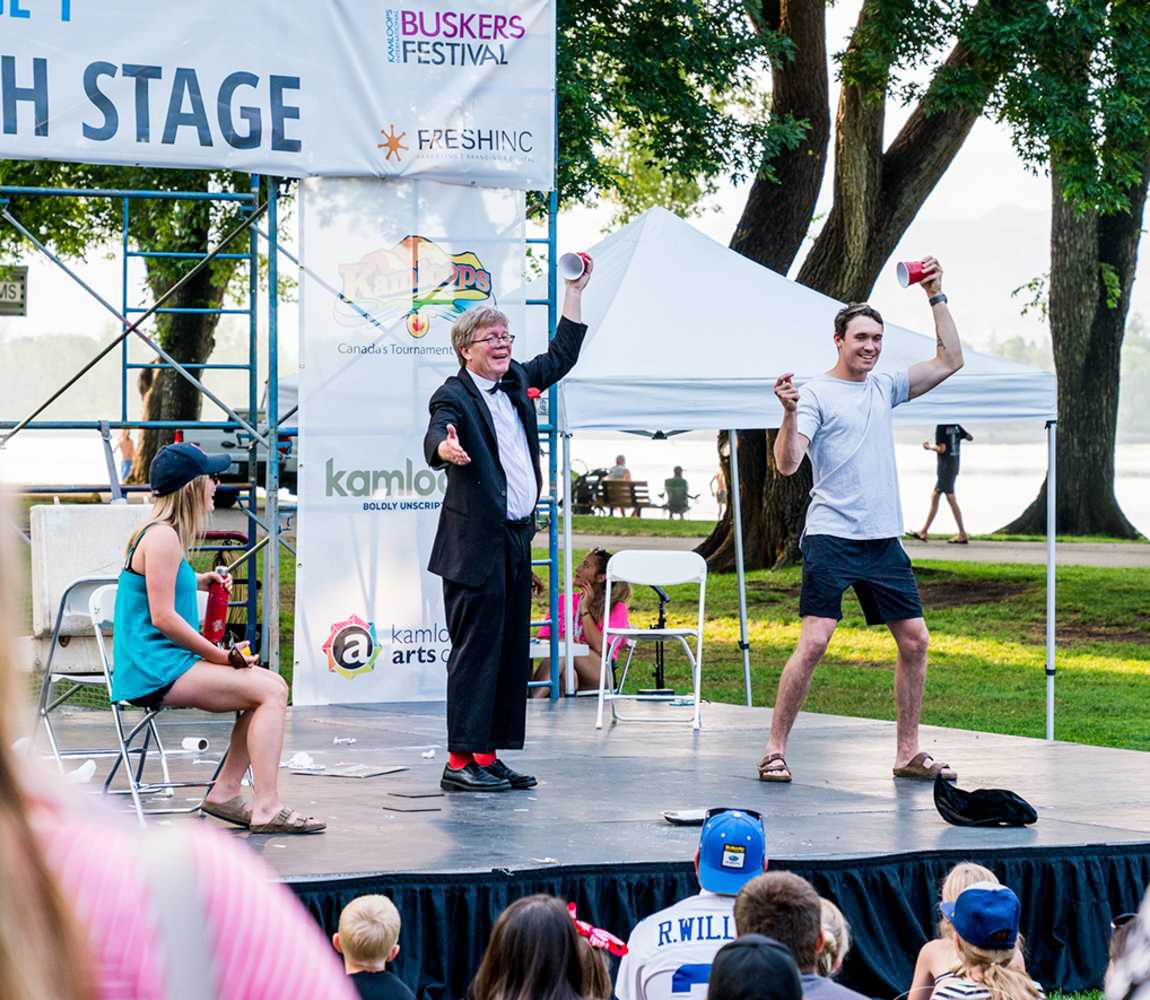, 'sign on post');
0,266,28,316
